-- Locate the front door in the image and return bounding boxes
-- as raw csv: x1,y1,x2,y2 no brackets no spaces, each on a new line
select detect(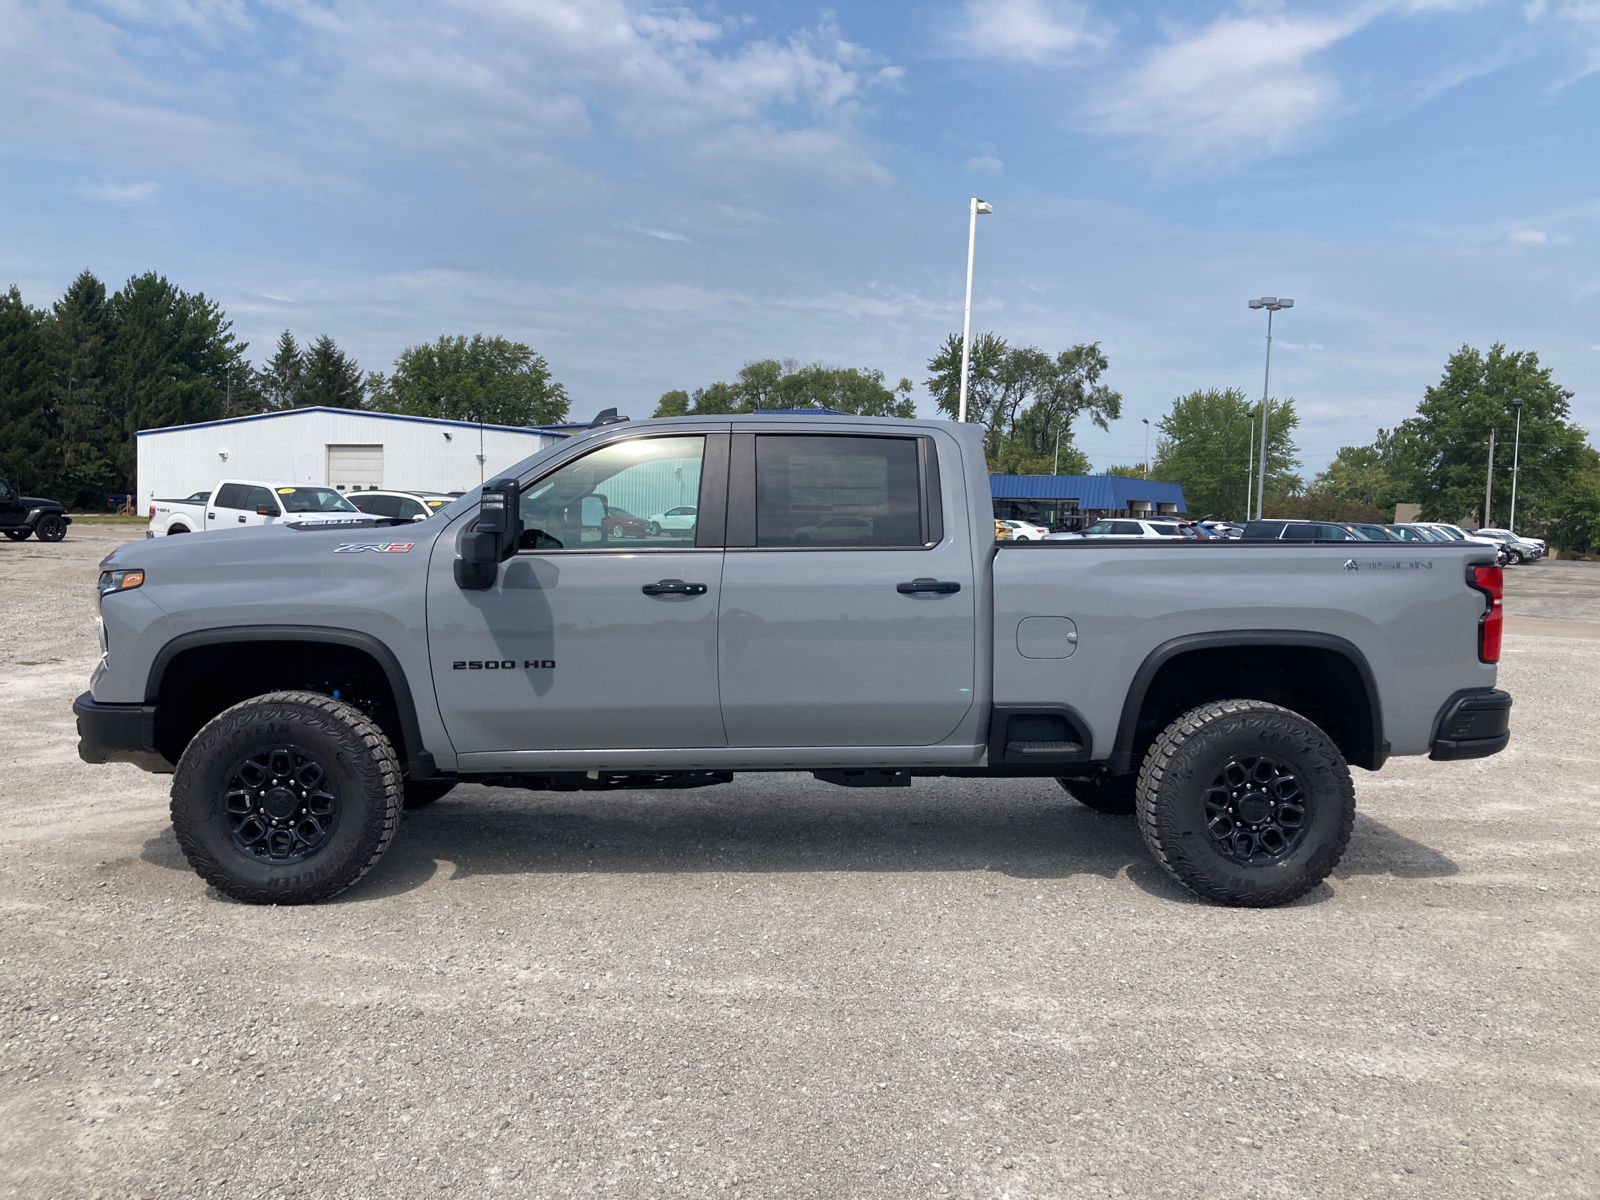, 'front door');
718,431,977,748
210,483,280,529
0,479,23,529
427,432,727,754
